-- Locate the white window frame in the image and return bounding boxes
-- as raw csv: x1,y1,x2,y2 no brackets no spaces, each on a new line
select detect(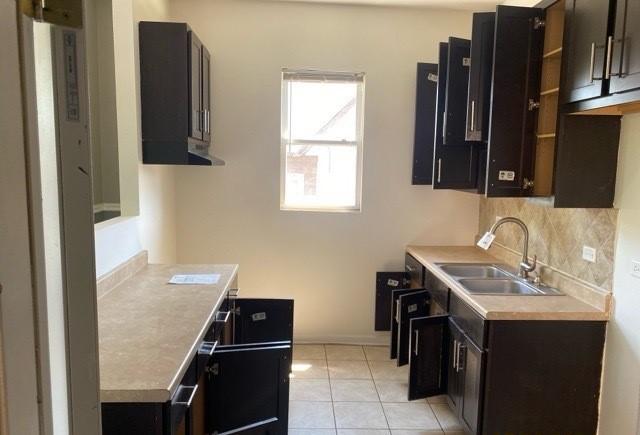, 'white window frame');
280,69,365,212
